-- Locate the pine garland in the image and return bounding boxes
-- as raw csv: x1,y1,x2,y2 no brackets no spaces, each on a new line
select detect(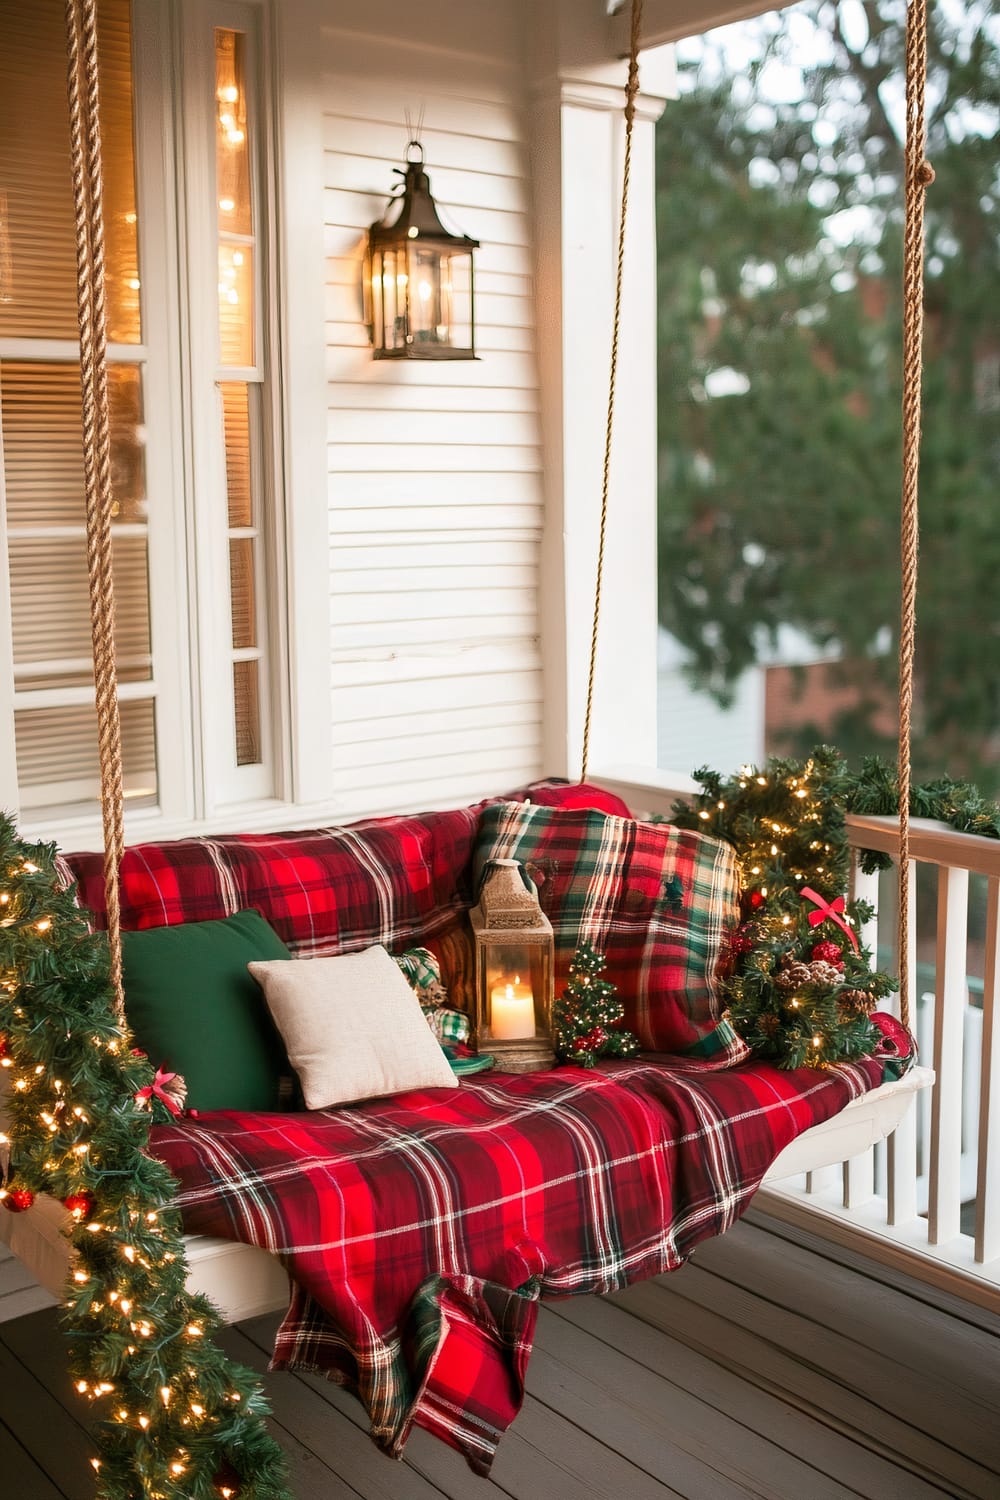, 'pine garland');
0,815,291,1500
671,748,895,1068
845,755,1000,872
